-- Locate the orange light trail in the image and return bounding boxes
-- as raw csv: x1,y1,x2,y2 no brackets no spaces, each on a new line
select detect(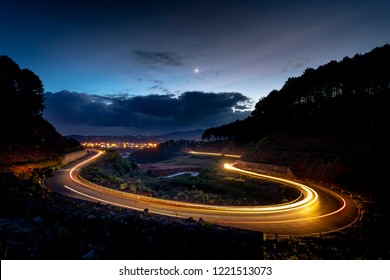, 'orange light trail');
189,151,241,158
68,150,319,214
46,149,359,235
